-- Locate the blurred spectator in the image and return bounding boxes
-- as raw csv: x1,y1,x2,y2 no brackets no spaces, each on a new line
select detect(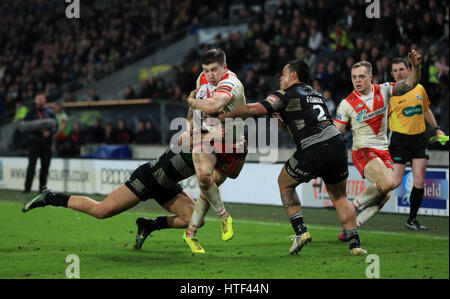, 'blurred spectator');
54,103,70,136
87,88,100,101
124,86,137,100
13,101,28,122
323,90,336,118
117,119,134,144
308,27,323,52
322,60,343,98
85,118,105,144
135,119,160,144
104,123,118,144
435,56,449,81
